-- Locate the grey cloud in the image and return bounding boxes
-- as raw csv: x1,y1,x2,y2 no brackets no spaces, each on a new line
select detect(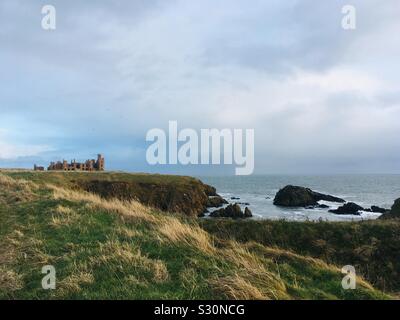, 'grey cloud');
0,0,399,173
